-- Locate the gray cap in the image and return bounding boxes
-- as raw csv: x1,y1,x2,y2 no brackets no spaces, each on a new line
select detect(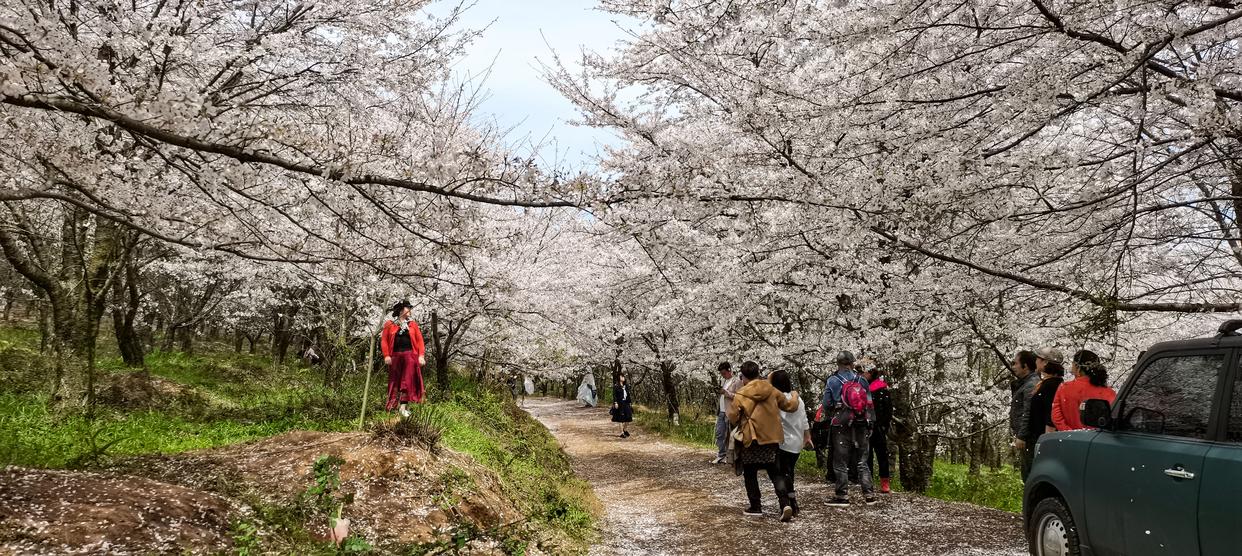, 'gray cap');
1035,346,1064,364
836,351,856,365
